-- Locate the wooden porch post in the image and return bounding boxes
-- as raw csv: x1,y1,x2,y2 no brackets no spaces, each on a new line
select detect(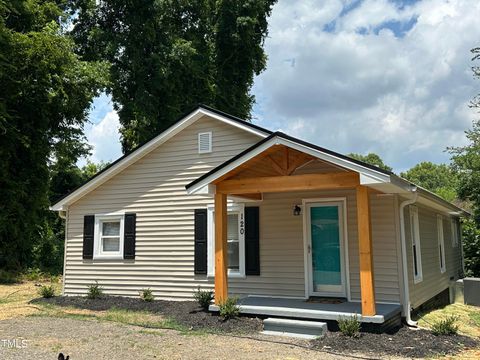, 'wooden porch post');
214,192,228,304
356,185,376,316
